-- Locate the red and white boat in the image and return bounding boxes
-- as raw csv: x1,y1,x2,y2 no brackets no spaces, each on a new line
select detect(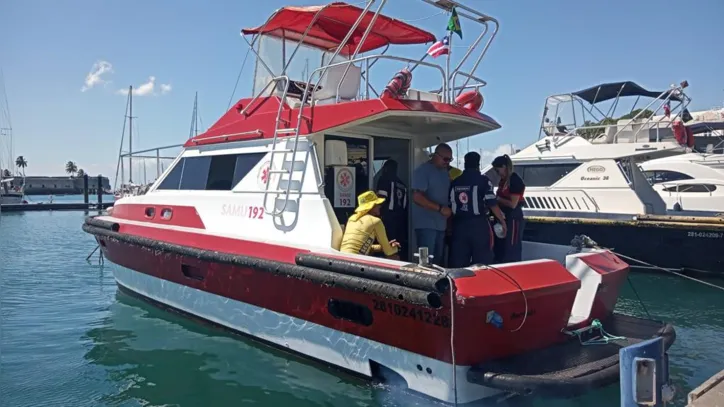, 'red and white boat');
84,1,675,403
